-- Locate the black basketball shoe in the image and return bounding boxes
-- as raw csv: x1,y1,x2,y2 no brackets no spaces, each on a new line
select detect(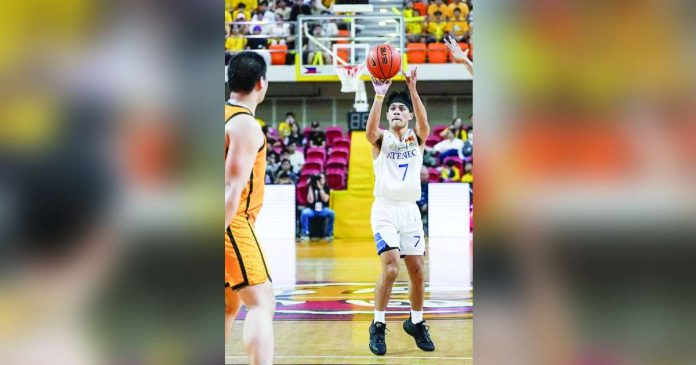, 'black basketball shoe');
403,316,435,351
368,321,387,355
